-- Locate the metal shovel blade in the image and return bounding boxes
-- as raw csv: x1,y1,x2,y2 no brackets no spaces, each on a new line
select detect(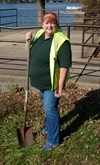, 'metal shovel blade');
17,126,33,148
